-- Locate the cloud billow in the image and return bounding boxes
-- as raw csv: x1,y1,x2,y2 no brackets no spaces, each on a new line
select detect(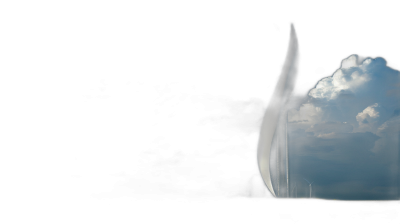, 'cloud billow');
288,55,400,200
306,121,354,135
290,55,400,140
